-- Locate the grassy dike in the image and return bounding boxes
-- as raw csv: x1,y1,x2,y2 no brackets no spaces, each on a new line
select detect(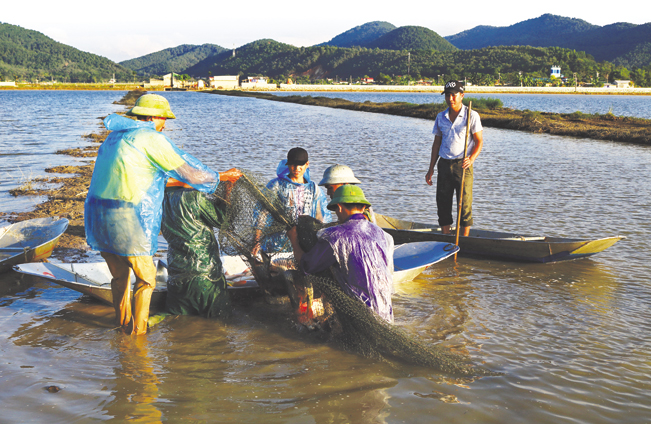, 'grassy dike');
207,90,651,146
